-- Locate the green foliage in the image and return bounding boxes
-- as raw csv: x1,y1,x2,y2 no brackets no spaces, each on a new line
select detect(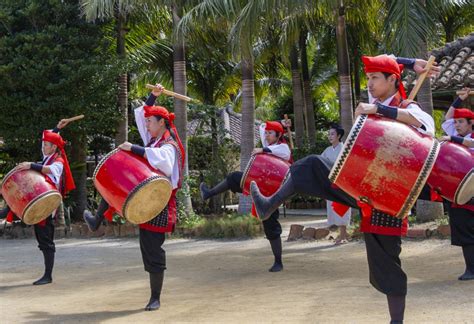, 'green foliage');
0,0,123,171
176,213,263,239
